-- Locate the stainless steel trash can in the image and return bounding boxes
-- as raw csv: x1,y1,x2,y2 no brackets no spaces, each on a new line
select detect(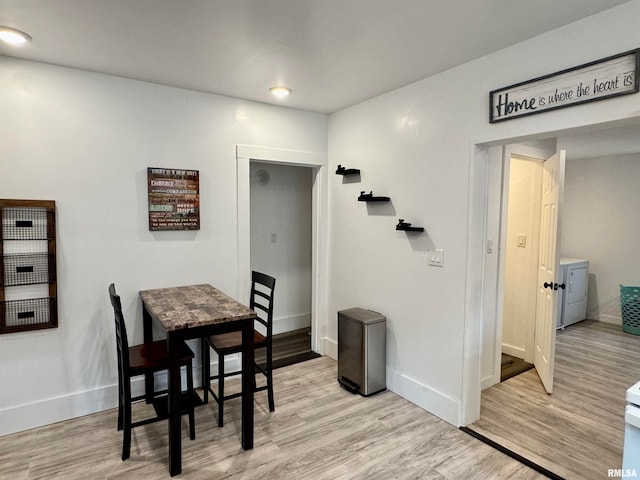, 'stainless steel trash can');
338,307,386,396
